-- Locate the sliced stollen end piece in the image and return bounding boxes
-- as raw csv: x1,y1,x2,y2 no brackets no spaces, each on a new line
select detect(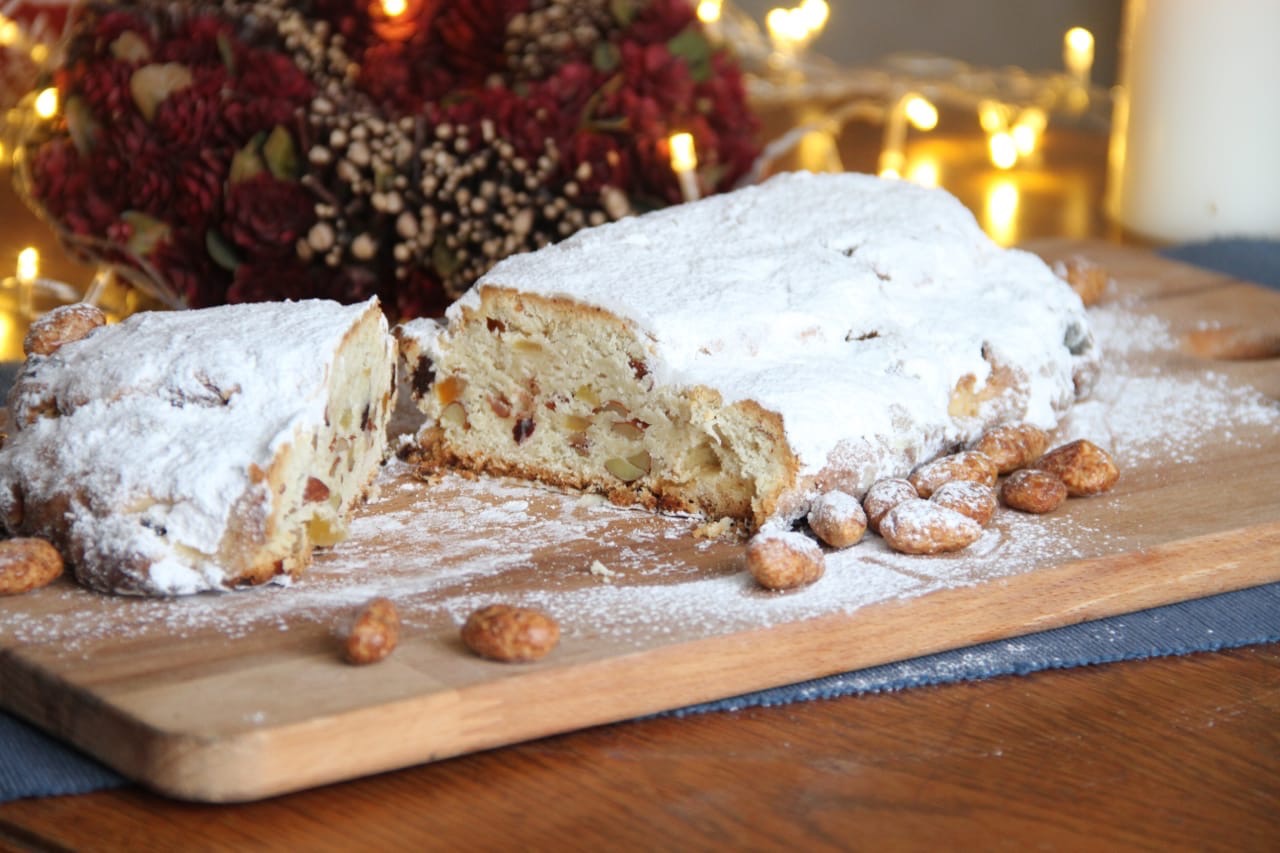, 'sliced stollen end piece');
0,298,398,595
404,171,1098,530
